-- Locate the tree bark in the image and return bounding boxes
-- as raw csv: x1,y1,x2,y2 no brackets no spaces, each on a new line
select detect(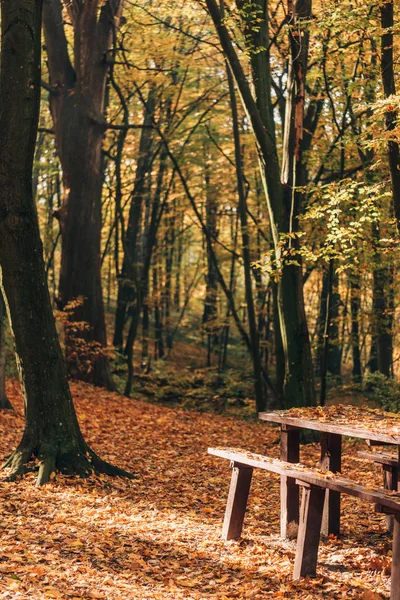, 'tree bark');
113,89,156,350
0,291,12,410
206,0,315,406
225,52,266,410
279,0,315,406
350,274,362,383
43,0,124,388
380,1,400,232
202,146,219,365
0,0,131,484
